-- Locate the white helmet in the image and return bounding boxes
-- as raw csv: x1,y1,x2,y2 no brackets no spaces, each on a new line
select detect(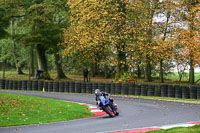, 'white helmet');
95,89,101,96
